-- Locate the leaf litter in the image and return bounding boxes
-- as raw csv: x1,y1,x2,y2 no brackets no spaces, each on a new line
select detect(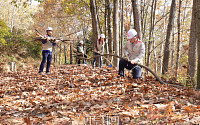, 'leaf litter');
0,65,199,124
